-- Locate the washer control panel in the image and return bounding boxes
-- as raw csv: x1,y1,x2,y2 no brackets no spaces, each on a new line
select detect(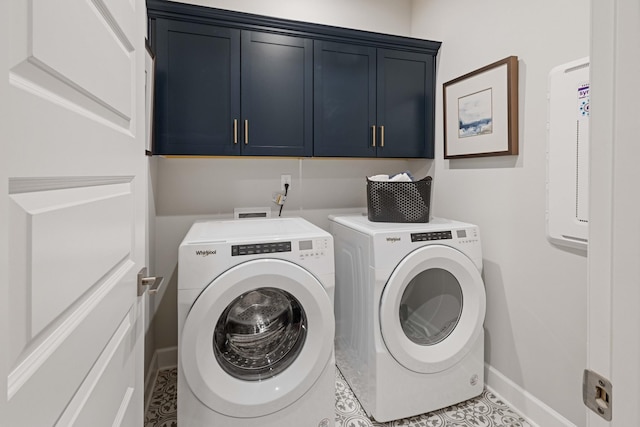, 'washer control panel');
298,238,330,260
232,241,291,256
231,238,331,258
411,231,452,242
